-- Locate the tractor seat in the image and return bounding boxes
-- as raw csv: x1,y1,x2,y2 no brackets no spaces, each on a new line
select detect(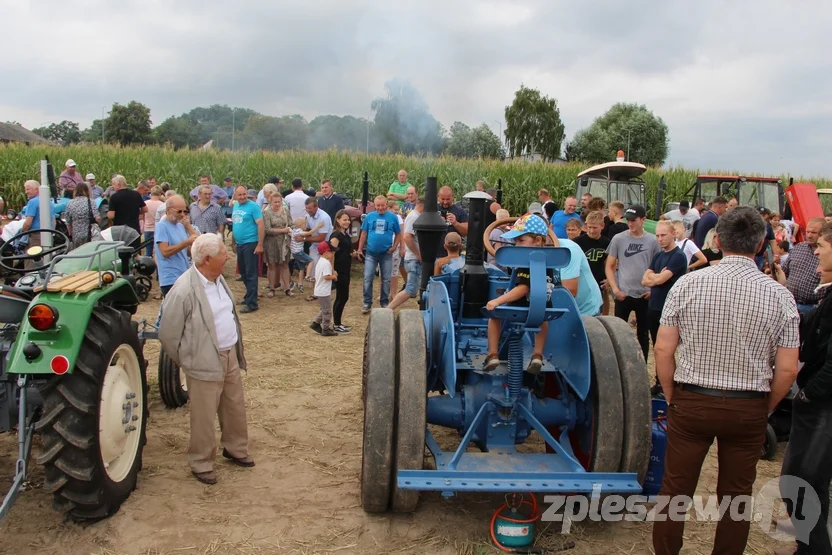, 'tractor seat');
488,304,568,324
